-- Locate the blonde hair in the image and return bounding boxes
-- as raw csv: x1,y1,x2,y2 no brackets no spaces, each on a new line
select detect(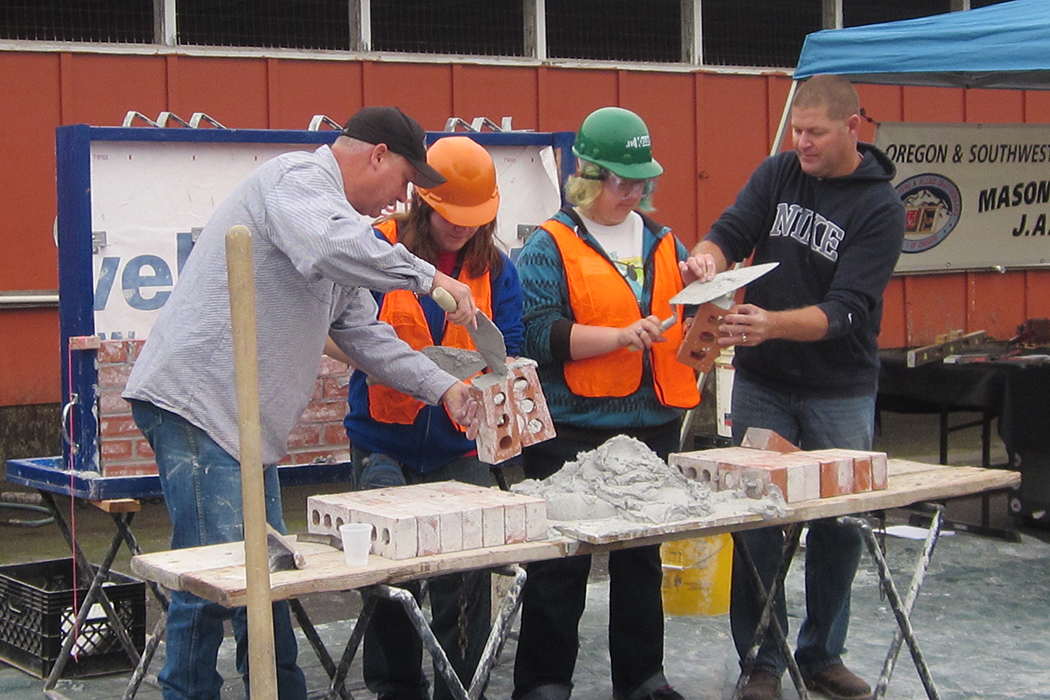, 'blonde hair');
565,160,656,213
